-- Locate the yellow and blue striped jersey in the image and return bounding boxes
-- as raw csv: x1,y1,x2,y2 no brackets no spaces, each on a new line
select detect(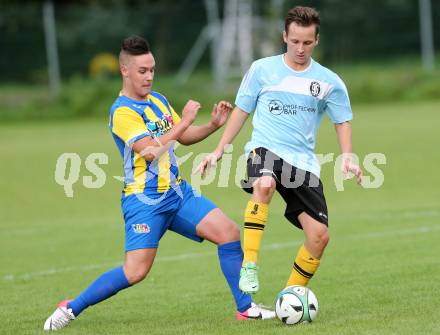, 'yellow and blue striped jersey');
109,91,182,197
